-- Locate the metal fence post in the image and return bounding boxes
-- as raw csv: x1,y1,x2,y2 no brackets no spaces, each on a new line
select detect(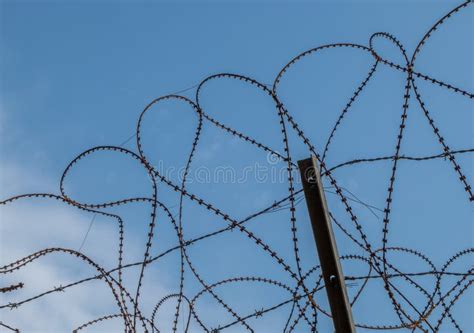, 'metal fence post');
298,155,356,333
